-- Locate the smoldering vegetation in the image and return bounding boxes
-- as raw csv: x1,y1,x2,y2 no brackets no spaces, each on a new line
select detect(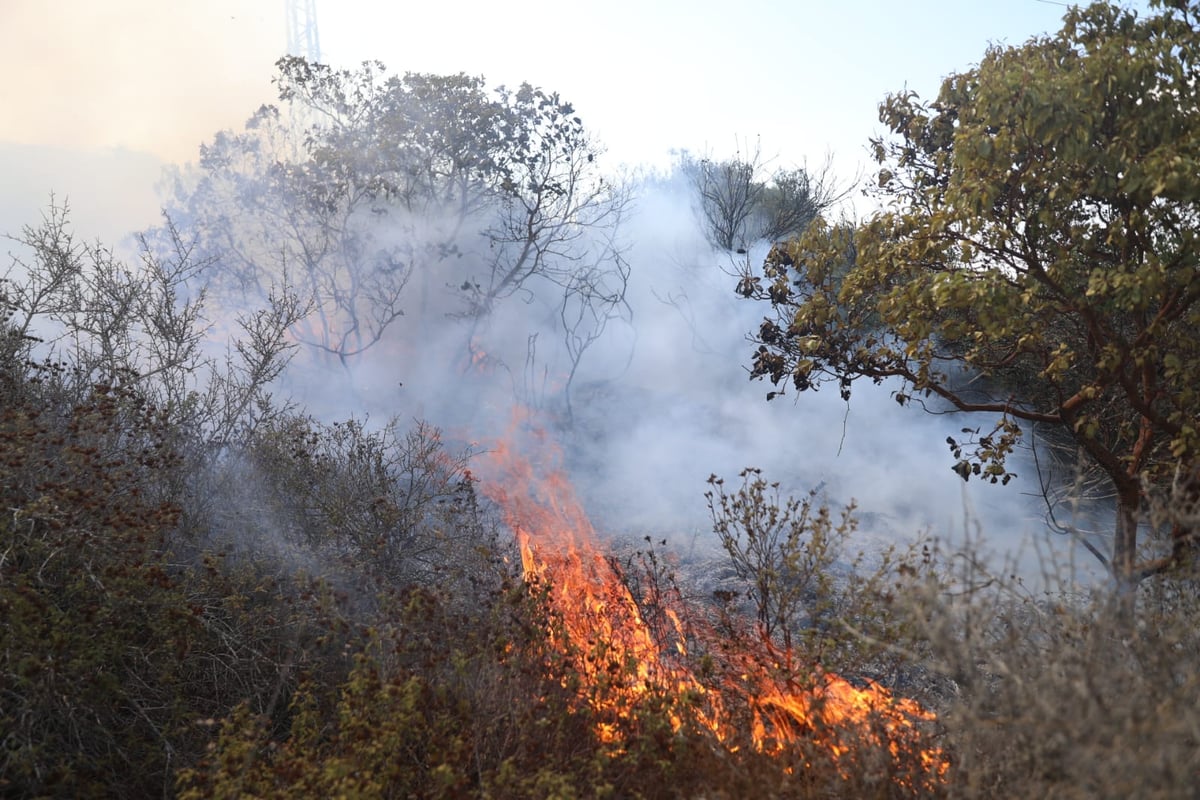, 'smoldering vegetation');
1,51,1197,799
